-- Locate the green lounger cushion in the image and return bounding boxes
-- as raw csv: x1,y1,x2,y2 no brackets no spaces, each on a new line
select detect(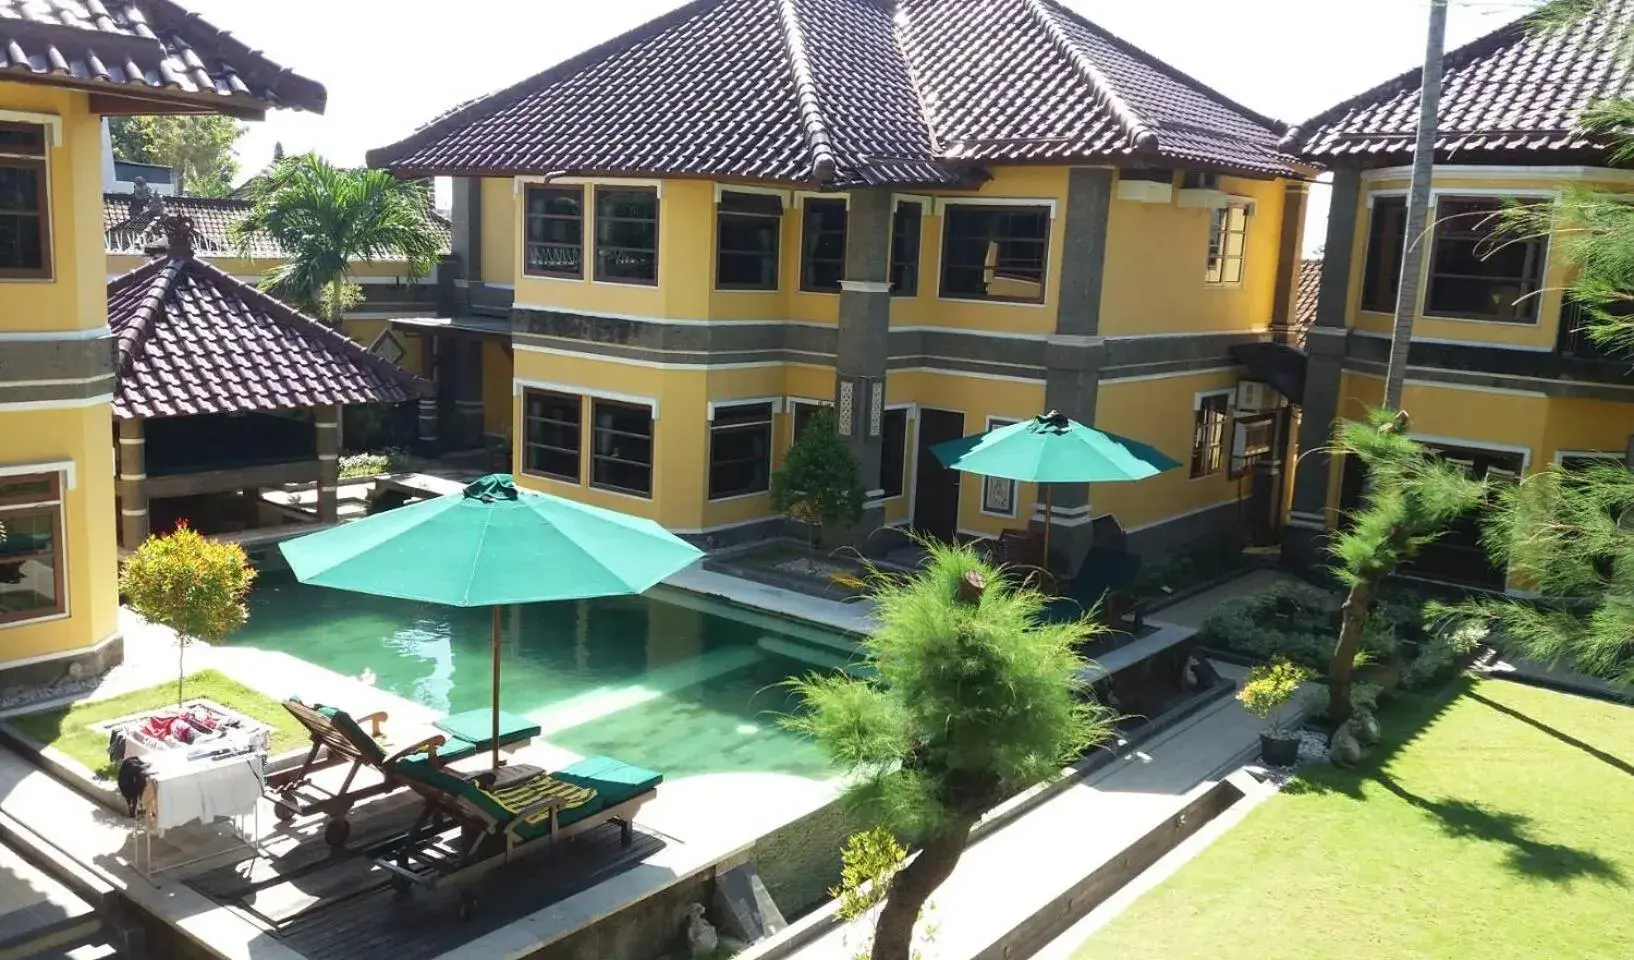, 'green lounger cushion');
289,698,387,765
434,708,541,749
554,756,663,808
